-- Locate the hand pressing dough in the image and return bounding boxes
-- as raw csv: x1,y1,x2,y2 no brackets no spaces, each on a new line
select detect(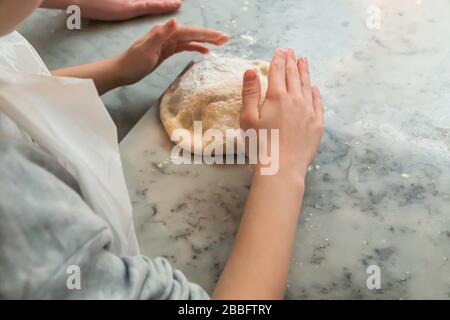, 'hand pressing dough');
160,57,269,155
